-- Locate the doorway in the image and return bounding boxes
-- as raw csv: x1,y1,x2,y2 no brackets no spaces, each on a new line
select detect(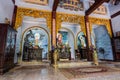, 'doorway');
92,25,114,60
